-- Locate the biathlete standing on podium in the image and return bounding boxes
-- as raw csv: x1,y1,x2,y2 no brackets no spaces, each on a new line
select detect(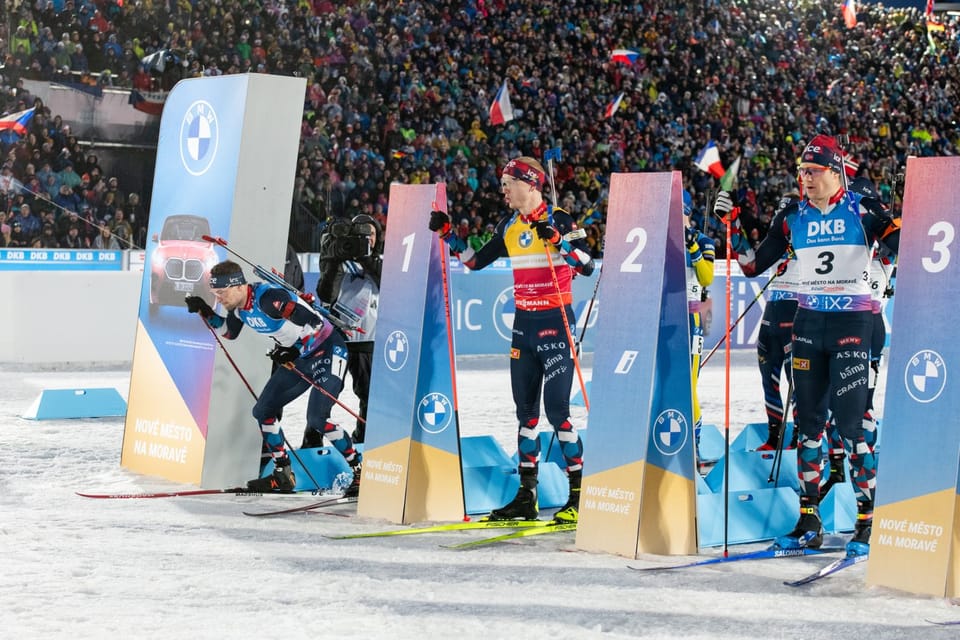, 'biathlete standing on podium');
428,156,595,523
714,135,900,556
